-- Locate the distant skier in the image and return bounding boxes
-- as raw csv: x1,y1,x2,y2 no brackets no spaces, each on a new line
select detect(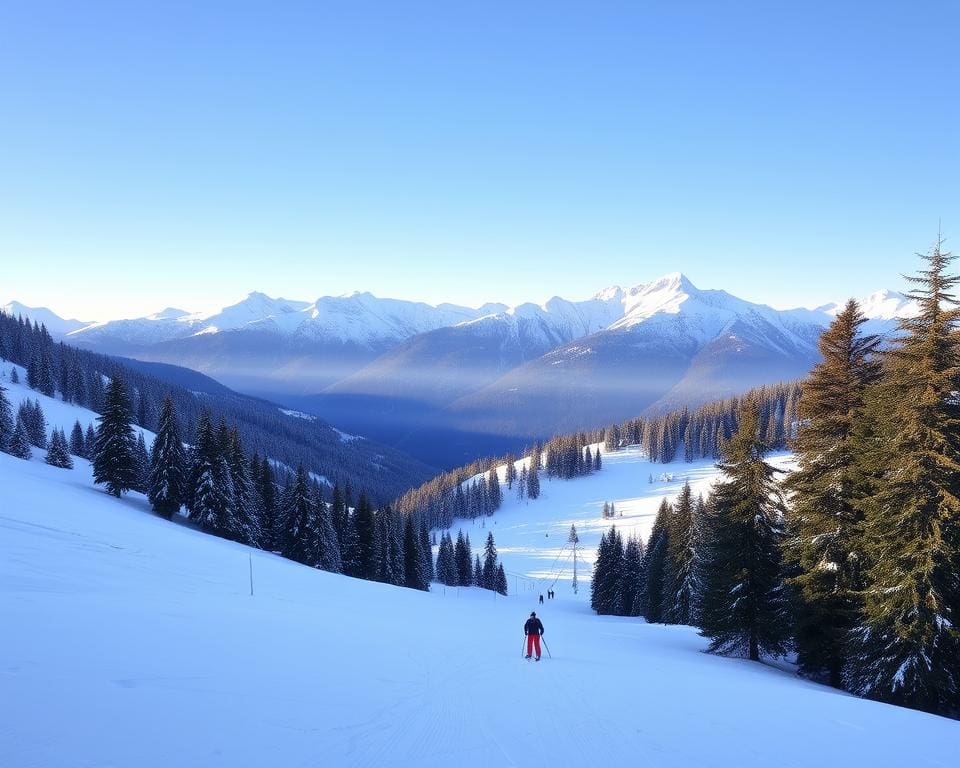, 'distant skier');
524,611,545,660
539,593,544,604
